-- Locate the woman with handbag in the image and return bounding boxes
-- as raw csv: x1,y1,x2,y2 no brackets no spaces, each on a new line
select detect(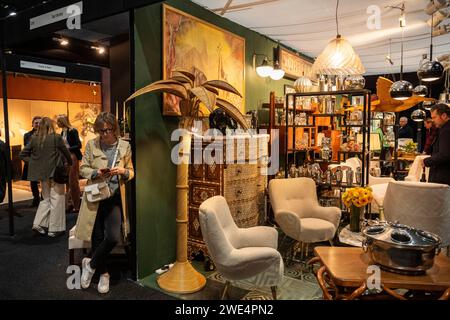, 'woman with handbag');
19,117,72,237
56,114,82,213
75,112,134,294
